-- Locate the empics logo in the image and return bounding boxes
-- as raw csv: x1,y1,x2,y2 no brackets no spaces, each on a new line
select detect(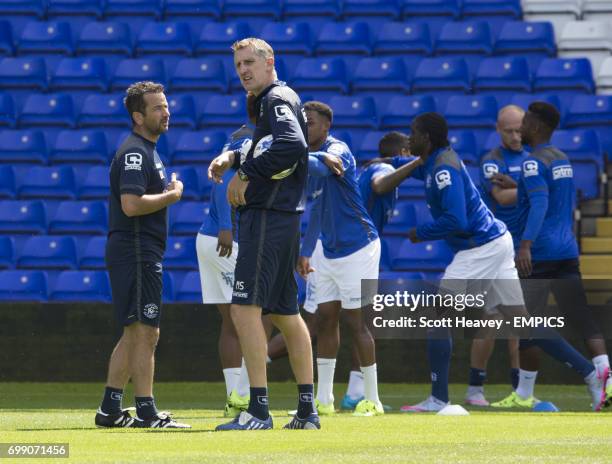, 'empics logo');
124,152,143,171
435,170,452,189
482,163,499,179
552,165,573,180
523,160,538,177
